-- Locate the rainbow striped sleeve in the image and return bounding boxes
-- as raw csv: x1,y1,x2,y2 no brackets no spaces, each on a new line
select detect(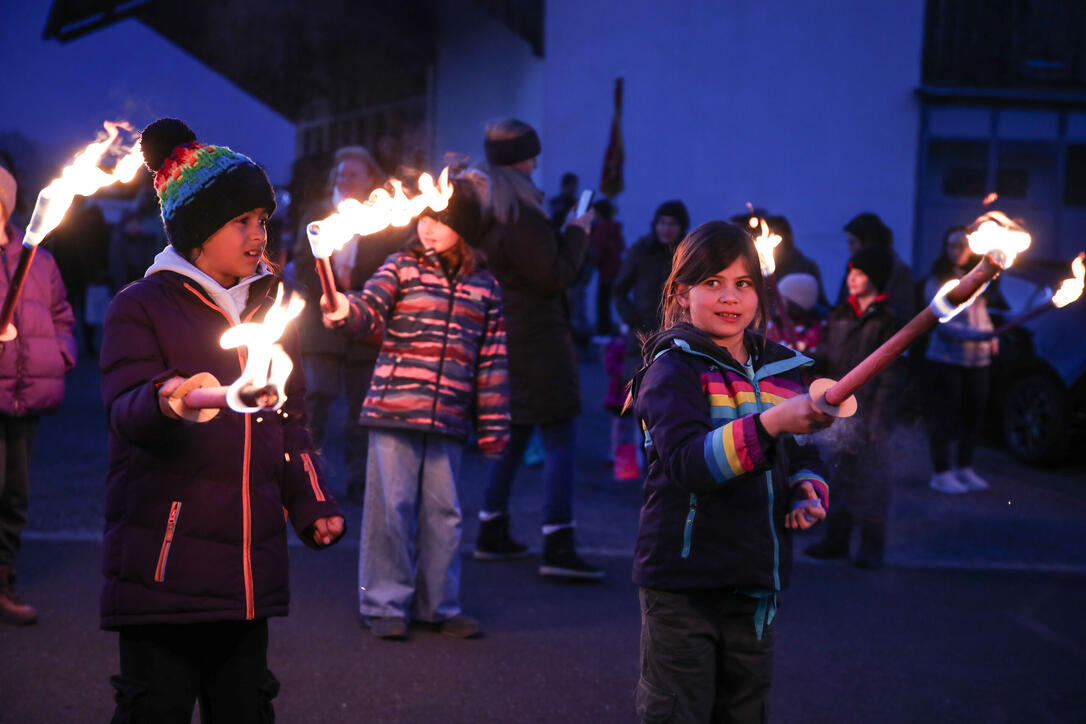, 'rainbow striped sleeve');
788,469,829,512
702,415,767,483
